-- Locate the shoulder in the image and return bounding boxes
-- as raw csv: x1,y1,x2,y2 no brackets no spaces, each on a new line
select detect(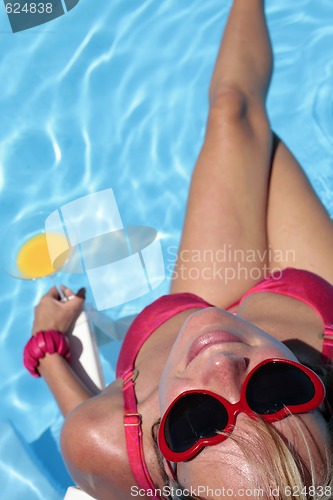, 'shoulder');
61,381,136,500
